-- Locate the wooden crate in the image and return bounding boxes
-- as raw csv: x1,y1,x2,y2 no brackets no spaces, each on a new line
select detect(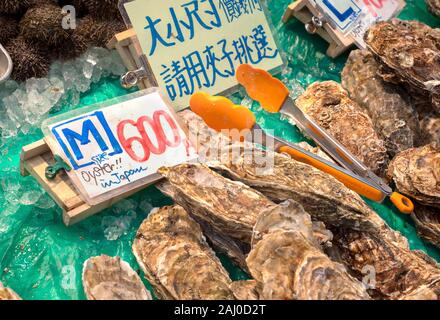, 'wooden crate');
20,139,158,226
283,0,355,58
